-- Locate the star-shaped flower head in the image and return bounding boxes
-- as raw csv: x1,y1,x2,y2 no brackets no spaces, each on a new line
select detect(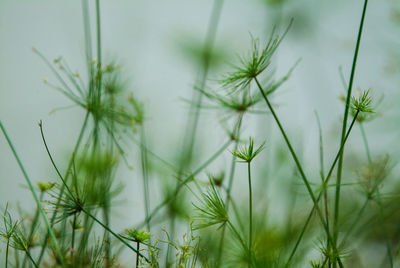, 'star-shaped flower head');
220,20,293,92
